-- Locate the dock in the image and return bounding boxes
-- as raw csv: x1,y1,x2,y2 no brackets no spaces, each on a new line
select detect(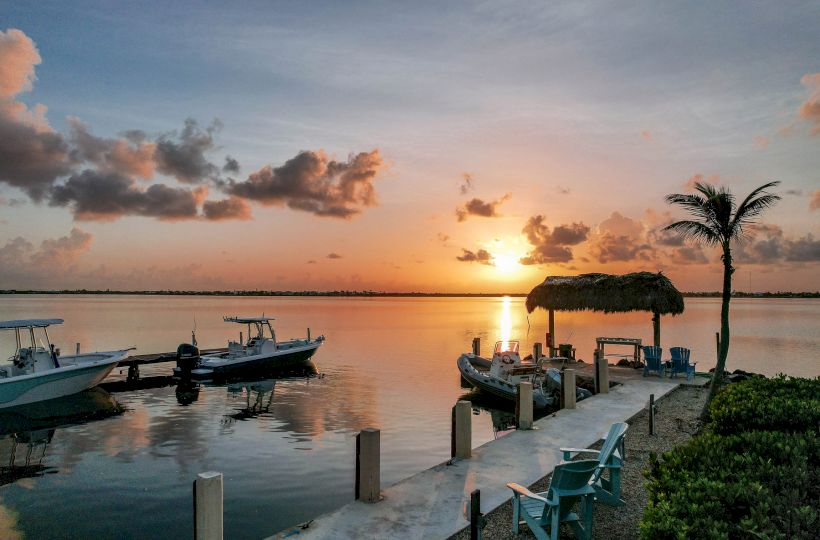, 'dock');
268,376,680,539
116,348,227,381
